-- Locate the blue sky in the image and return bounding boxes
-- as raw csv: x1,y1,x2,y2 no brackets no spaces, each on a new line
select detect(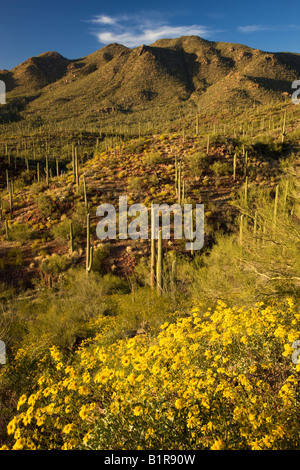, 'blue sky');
1,0,300,70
